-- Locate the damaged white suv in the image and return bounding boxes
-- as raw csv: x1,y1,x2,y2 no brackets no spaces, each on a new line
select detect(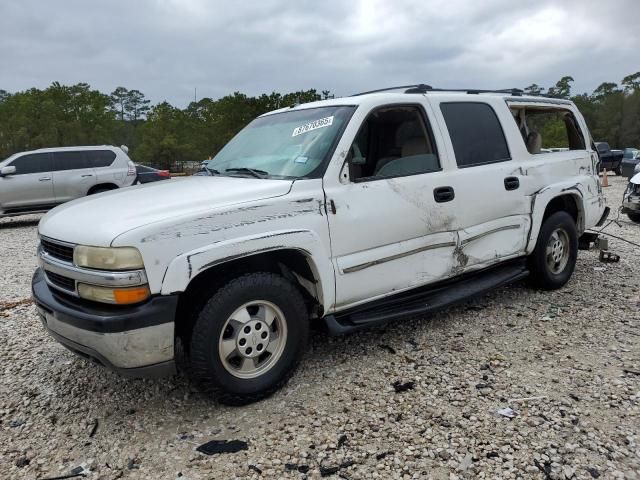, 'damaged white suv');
33,85,609,404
